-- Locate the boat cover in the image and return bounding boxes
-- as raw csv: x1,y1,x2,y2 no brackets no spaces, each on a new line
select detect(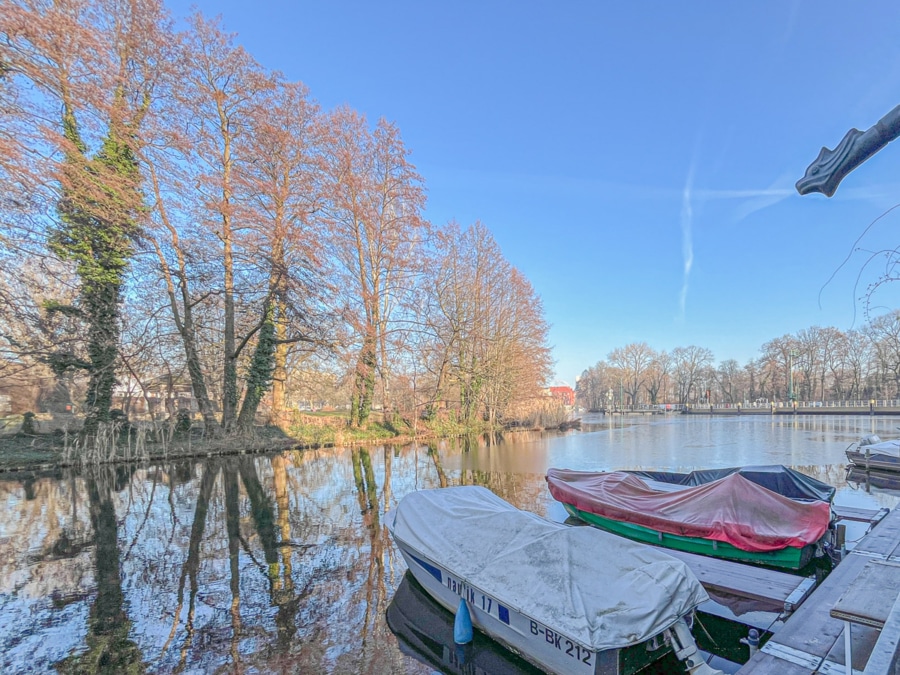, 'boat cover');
546,469,832,553
858,437,900,457
387,486,709,652
626,465,836,503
